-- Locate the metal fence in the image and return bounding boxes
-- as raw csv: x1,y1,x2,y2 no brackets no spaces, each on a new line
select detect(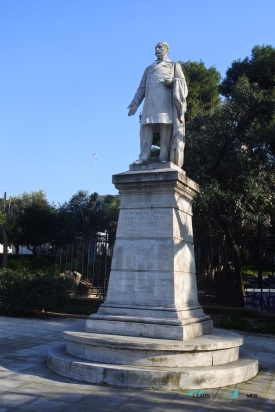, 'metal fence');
194,232,275,313
54,232,115,299
55,230,275,311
